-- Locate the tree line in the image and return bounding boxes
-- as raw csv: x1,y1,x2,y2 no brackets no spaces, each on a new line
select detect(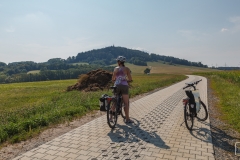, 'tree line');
0,46,208,83
0,62,113,83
